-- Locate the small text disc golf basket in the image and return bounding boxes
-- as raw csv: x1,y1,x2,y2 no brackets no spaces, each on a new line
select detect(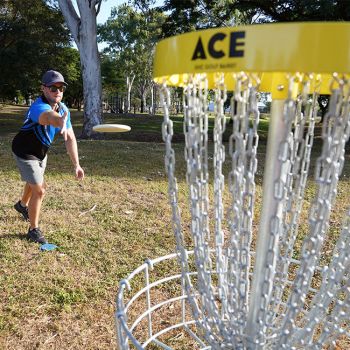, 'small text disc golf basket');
116,22,350,349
